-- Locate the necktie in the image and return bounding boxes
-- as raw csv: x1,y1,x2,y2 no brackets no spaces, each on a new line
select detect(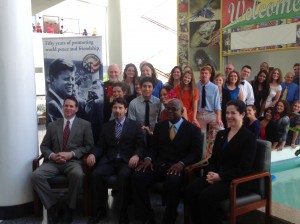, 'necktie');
144,100,150,126
115,122,122,144
63,120,70,151
281,86,288,100
169,124,175,140
201,85,206,108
